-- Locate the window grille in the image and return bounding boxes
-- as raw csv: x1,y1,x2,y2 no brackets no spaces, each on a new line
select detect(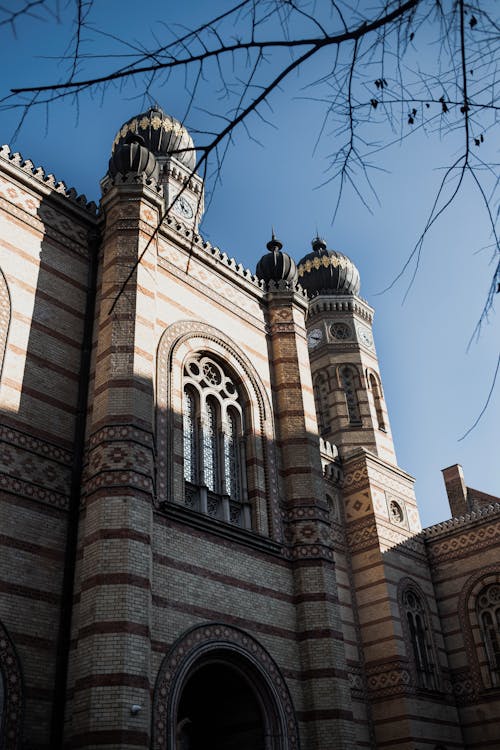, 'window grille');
182,353,249,528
